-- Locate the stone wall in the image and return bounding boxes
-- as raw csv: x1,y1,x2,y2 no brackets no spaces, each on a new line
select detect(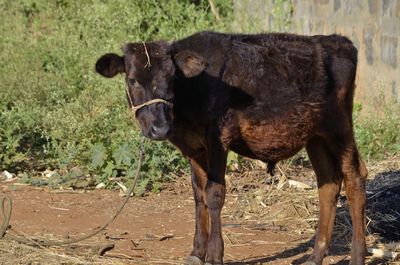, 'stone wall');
234,0,400,107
